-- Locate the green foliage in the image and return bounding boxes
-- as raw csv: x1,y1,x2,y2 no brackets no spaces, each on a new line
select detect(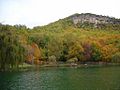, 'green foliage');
0,24,26,71
67,58,78,63
111,52,120,63
0,14,120,71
